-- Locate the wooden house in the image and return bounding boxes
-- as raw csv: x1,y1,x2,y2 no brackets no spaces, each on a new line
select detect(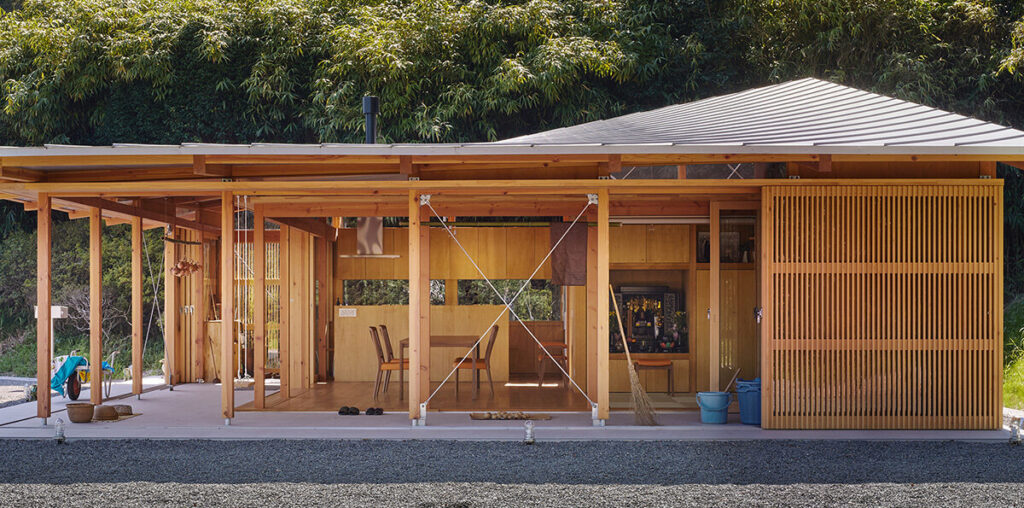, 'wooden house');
7,78,1023,429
